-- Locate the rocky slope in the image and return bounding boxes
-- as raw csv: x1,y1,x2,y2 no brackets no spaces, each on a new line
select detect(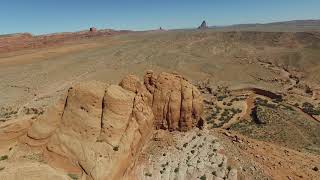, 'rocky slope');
132,129,237,180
